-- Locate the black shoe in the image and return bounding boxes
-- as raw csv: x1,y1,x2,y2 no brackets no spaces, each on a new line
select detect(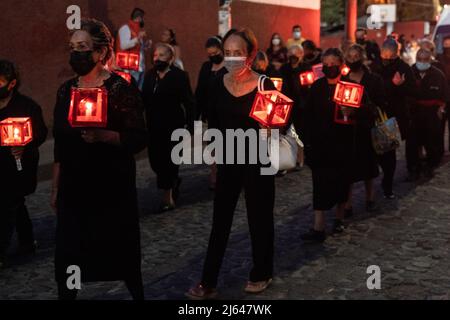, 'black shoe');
344,207,353,218
301,229,326,243
332,219,345,234
158,202,176,213
366,201,378,212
